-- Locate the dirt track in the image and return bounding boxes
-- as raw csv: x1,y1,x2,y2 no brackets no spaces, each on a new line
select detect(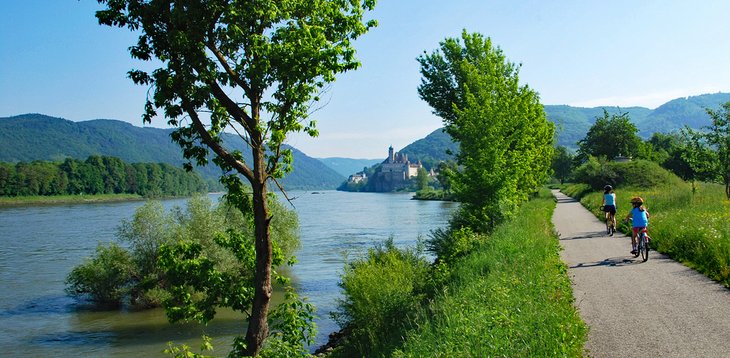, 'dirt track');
552,190,730,357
